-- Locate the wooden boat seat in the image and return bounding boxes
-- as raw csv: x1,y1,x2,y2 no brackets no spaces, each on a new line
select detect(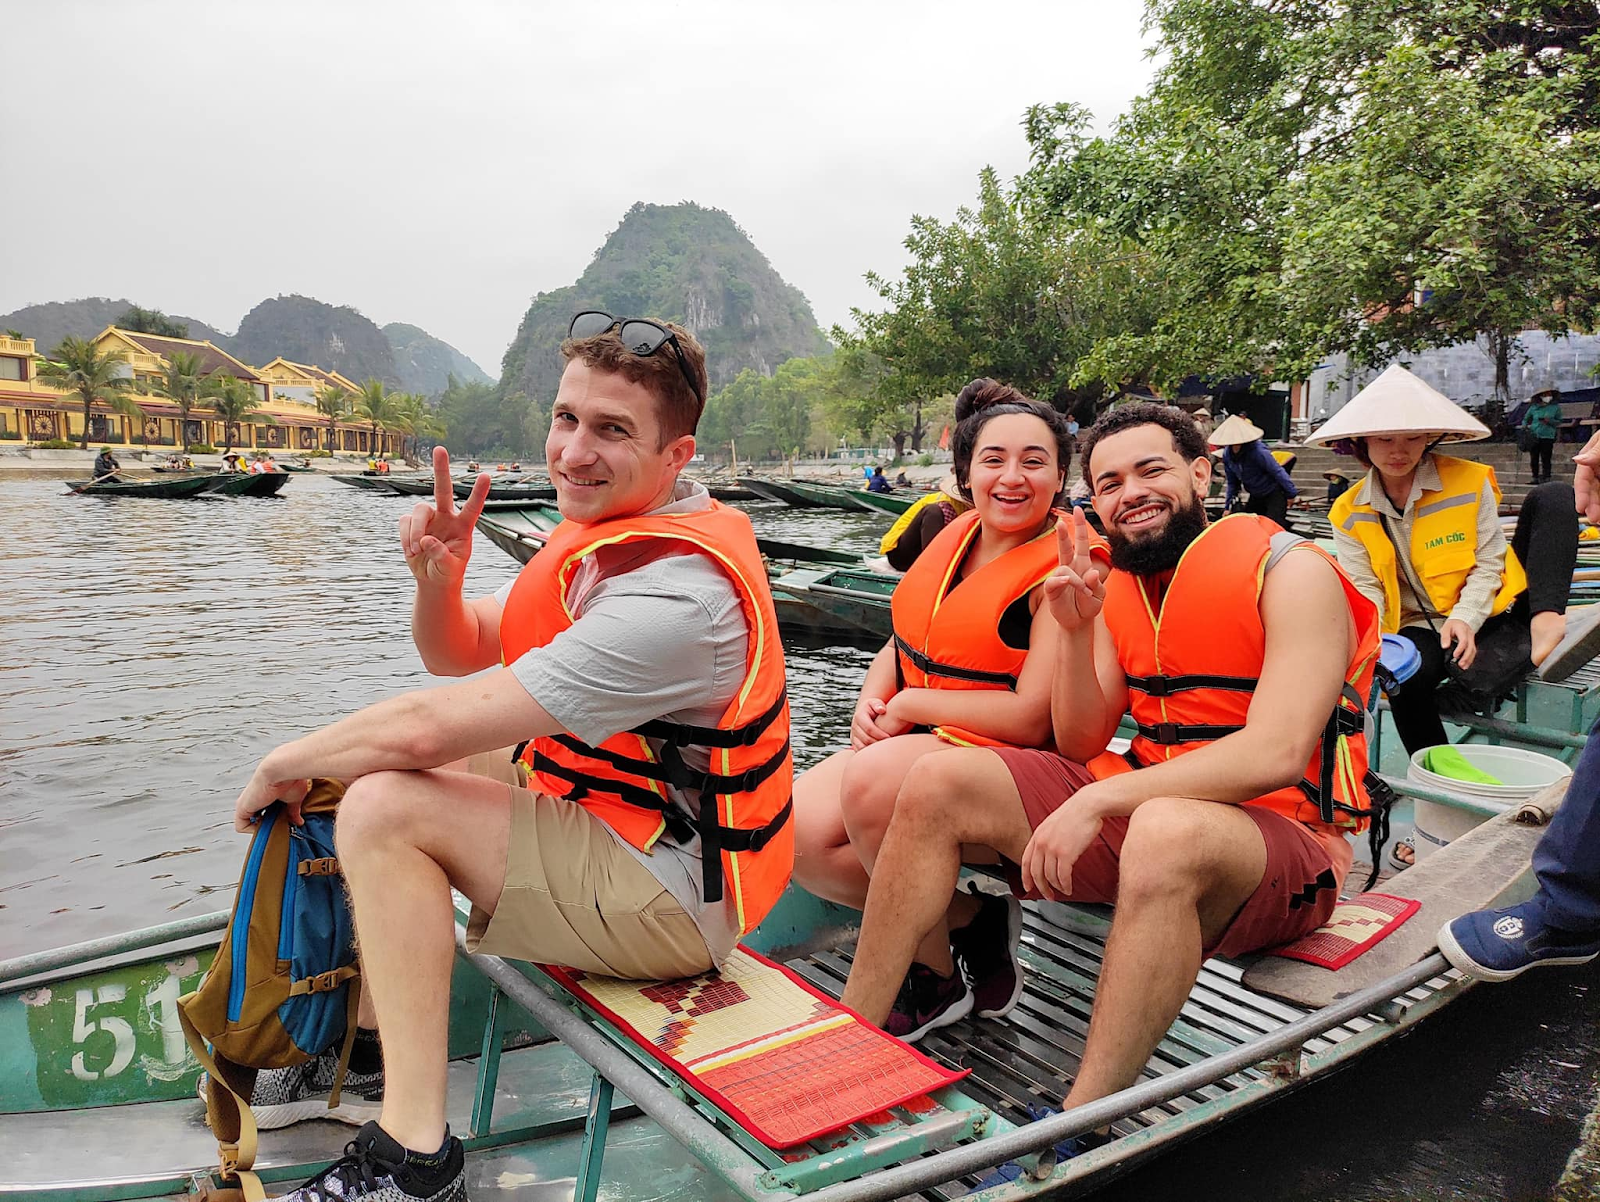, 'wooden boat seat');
1244,777,1568,1007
